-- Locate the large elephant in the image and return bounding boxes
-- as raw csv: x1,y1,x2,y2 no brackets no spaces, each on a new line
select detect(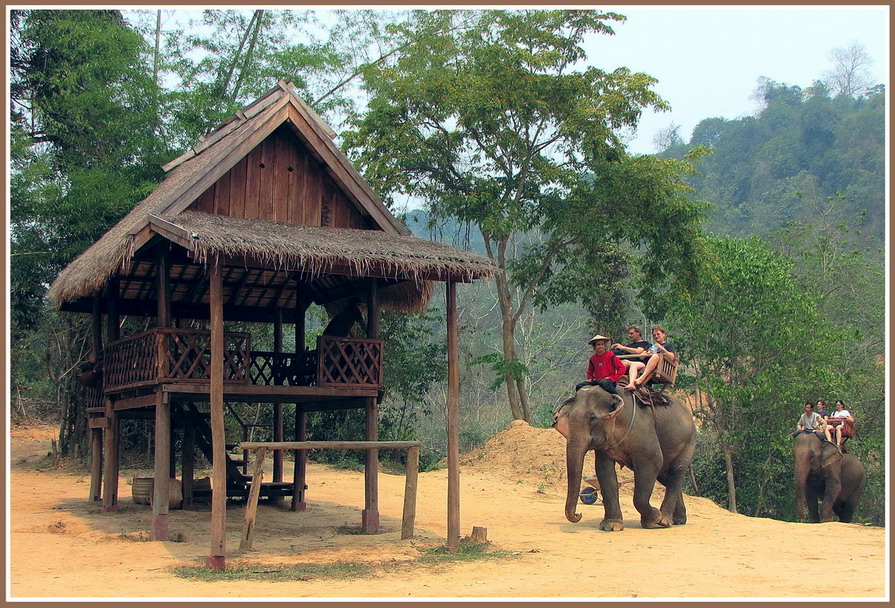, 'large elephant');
552,386,696,530
793,433,865,522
